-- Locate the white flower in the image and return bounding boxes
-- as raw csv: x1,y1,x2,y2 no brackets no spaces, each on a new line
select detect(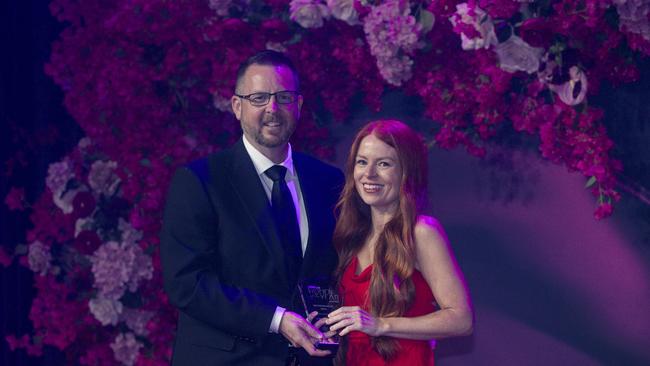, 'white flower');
290,0,330,28
52,187,80,214
549,66,588,106
46,158,74,193
449,3,498,50
494,35,544,74
89,297,123,326
88,160,121,196
111,332,143,366
327,0,359,25
27,241,51,276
